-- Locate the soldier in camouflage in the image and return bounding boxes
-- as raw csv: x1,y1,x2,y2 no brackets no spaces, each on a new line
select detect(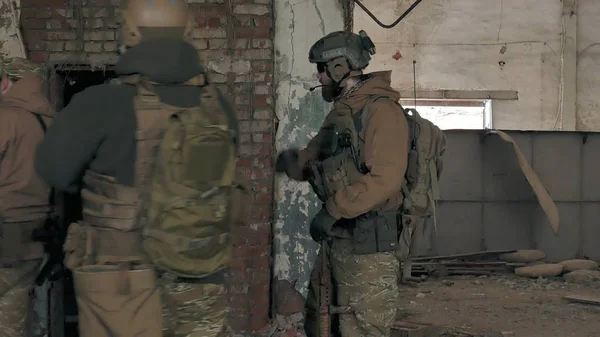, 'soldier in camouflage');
34,0,233,336
0,57,54,337
276,31,410,337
